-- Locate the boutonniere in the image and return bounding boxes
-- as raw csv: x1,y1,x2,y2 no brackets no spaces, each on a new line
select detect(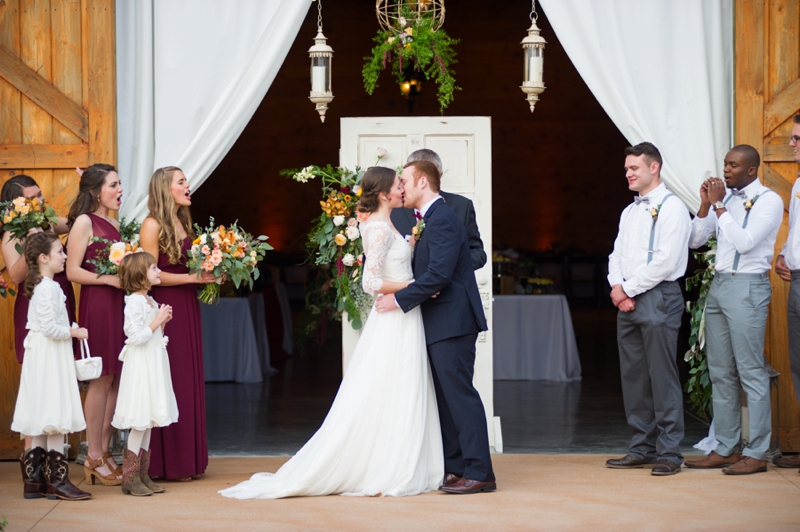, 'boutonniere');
412,219,426,241
649,207,659,221
744,194,760,212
